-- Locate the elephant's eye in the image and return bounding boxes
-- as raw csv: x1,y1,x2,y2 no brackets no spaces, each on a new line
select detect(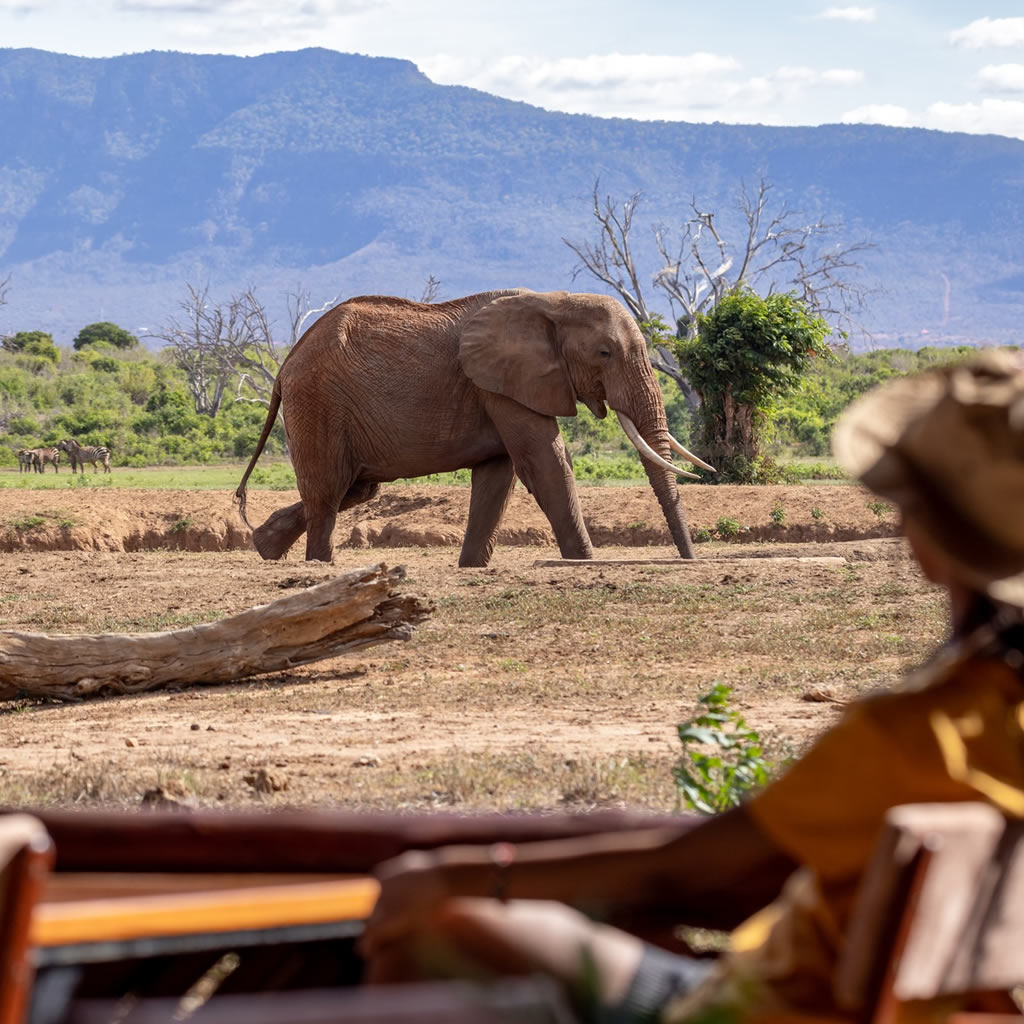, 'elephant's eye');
598,348,611,359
